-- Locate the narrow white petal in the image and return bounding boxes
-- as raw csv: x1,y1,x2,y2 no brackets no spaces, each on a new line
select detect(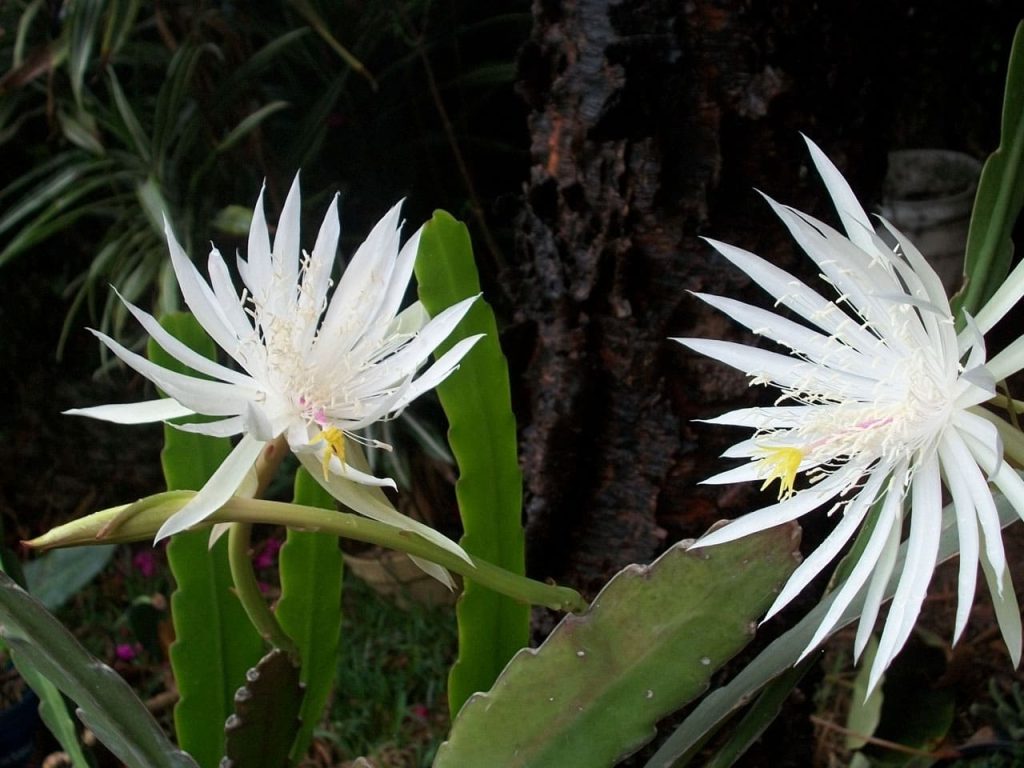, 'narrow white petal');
677,338,880,399
366,224,422,339
944,427,1006,587
408,555,455,589
853,511,902,661
701,238,880,352
869,455,942,693
987,335,1024,382
764,466,887,621
981,543,1023,667
699,405,811,429
164,219,243,357
117,290,256,387
272,173,302,298
64,399,194,424
244,184,273,297
877,219,948,306
801,463,906,657
325,452,396,488
802,135,876,254
317,201,404,350
954,409,1004,471
395,334,485,407
364,296,478,384
155,434,266,540
389,302,430,336
207,248,257,345
89,329,258,416
169,416,246,438
938,435,982,641
975,256,1024,334
691,292,866,371
295,451,471,564
693,467,854,548
990,460,1024,528
700,462,765,486
297,194,341,342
